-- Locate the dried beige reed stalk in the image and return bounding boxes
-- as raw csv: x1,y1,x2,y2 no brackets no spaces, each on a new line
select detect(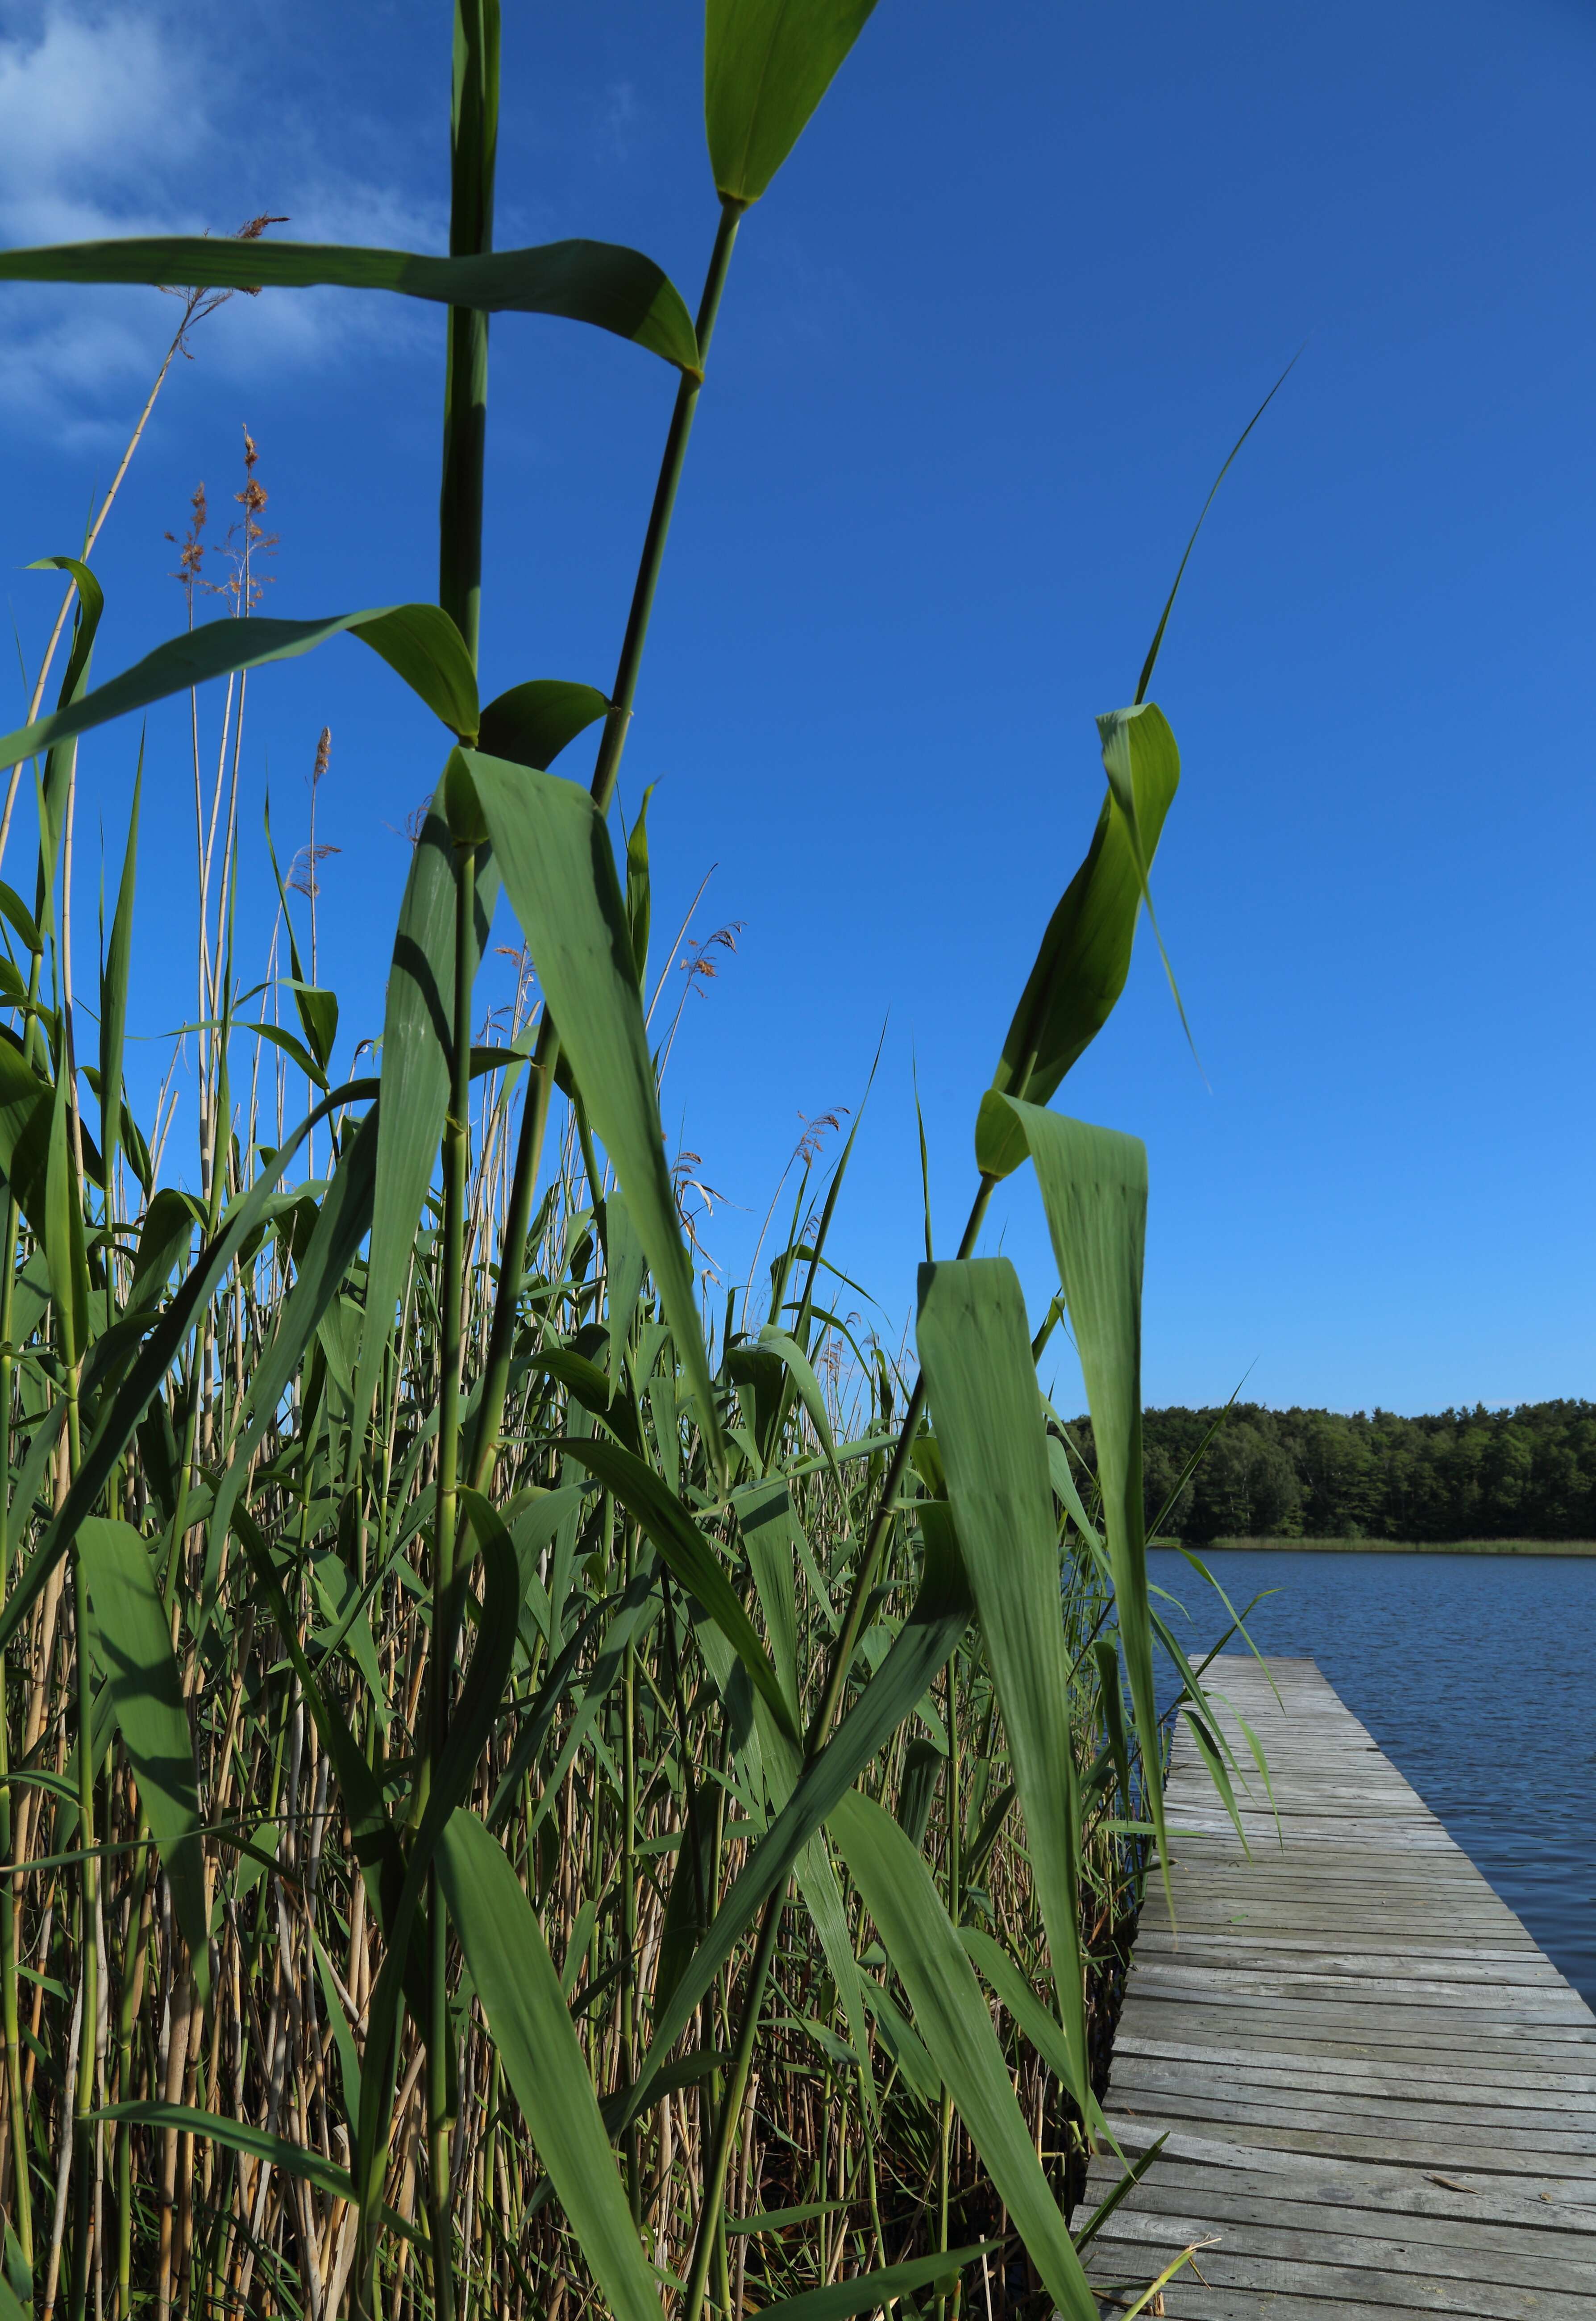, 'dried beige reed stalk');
0,215,289,884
